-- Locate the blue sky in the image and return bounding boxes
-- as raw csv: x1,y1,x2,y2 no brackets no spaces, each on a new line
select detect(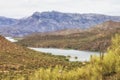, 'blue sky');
0,0,120,18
